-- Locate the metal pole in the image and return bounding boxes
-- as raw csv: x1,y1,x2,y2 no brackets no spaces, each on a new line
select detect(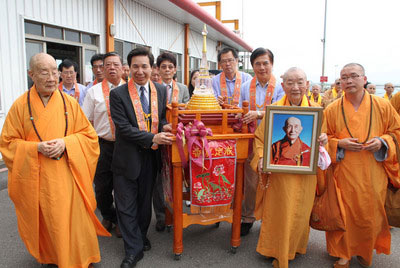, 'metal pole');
321,0,328,89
